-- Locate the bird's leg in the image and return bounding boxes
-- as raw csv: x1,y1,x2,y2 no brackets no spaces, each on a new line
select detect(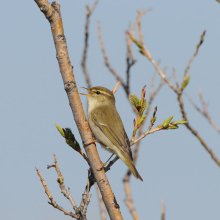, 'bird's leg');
97,153,114,171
